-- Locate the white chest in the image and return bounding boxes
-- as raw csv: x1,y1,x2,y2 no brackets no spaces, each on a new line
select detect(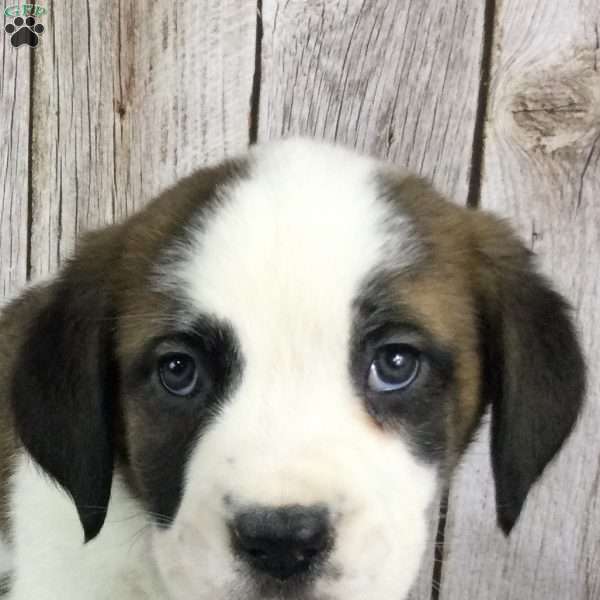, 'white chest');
7,454,168,600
